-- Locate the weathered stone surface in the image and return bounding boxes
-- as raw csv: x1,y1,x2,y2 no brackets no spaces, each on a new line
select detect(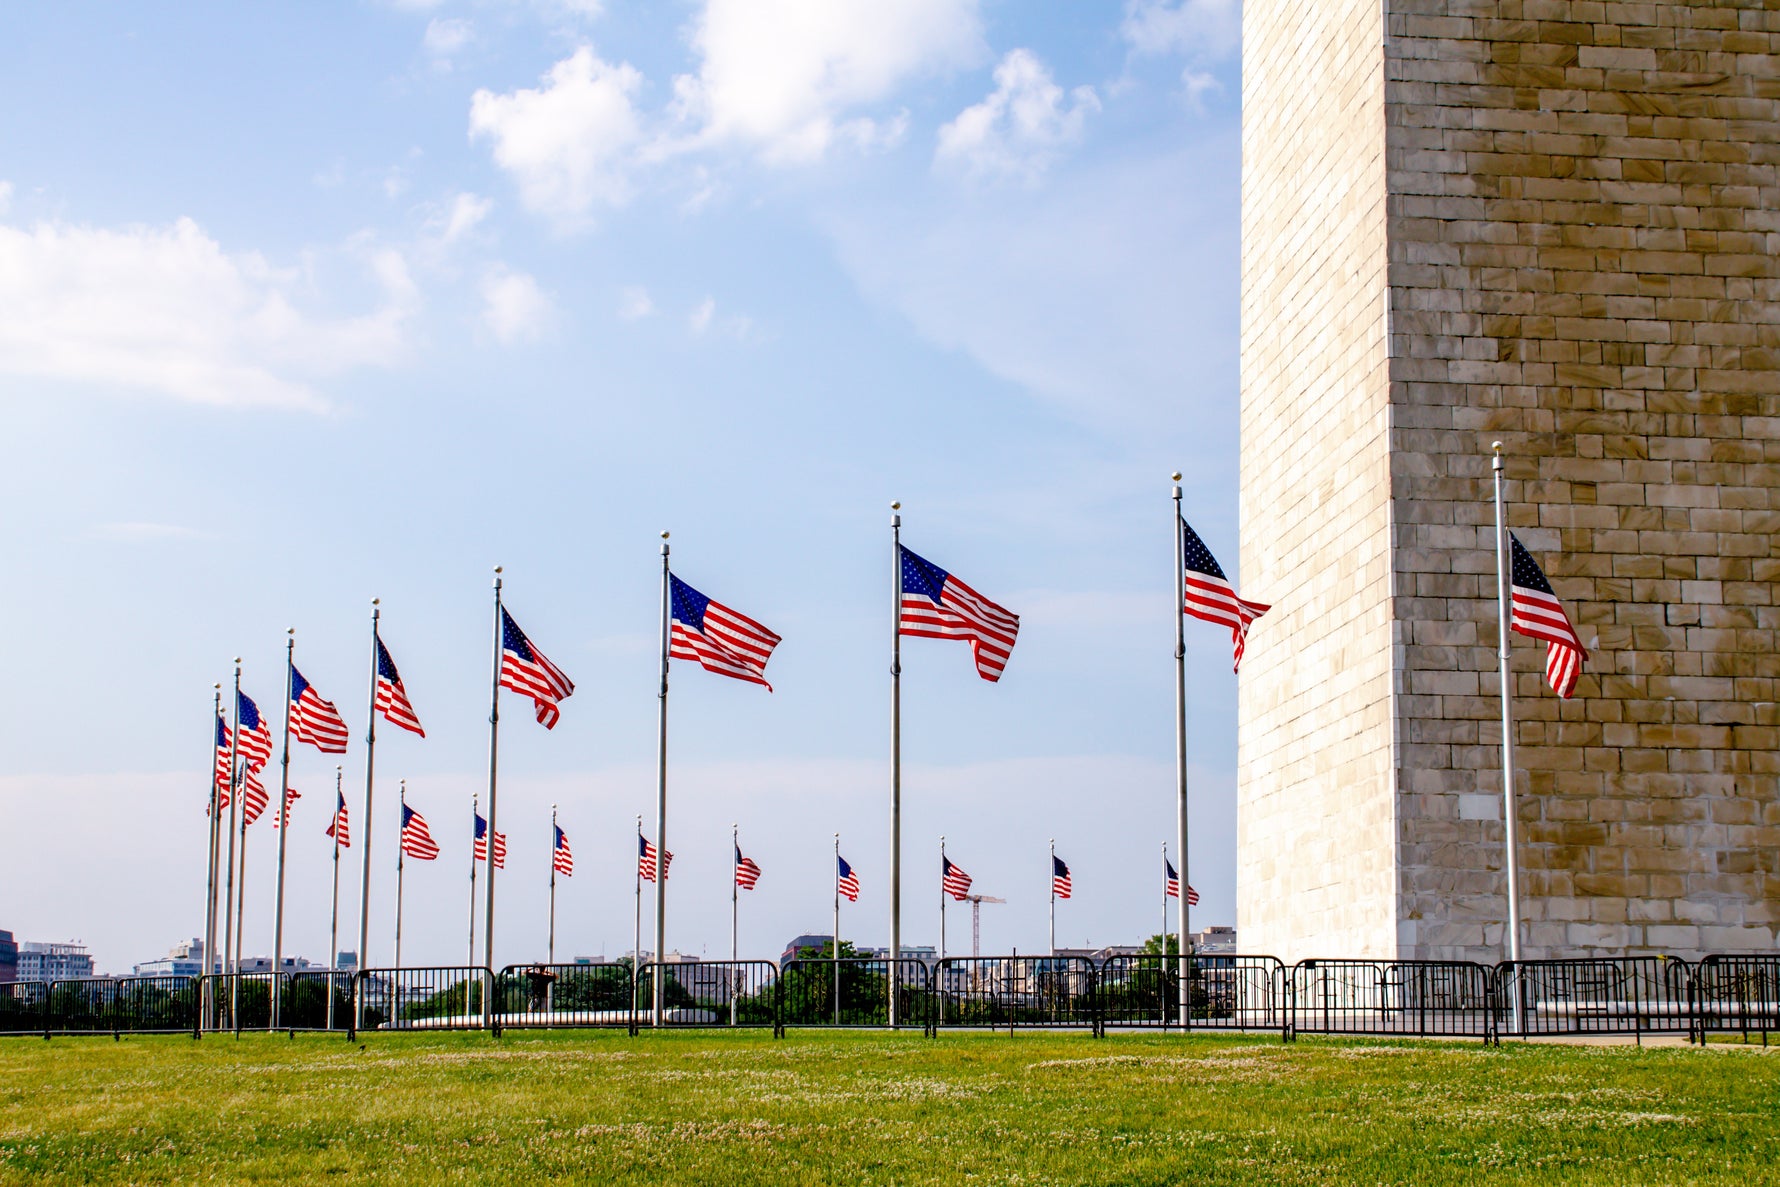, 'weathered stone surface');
1239,0,1780,962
